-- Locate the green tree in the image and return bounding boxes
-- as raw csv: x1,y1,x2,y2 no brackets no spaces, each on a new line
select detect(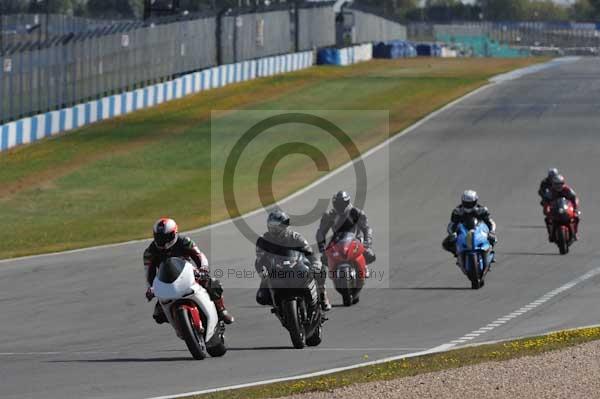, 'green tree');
86,0,137,18
570,0,594,20
477,0,528,20
525,0,569,21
